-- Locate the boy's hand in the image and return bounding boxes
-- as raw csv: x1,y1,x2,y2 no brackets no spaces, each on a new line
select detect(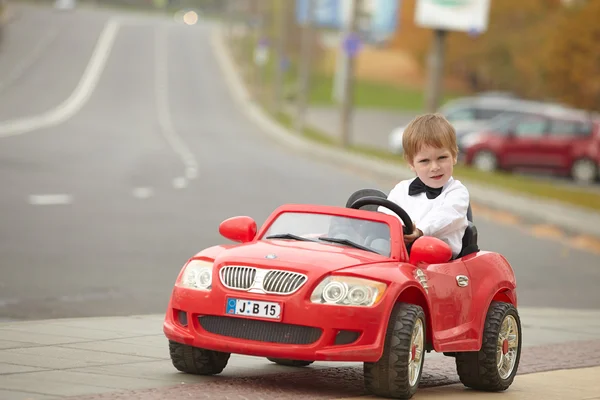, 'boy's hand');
404,227,423,243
